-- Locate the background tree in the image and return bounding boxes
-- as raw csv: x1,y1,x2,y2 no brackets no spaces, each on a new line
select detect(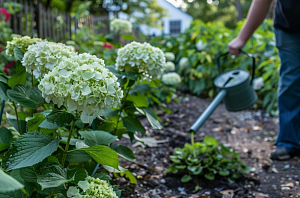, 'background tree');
174,0,253,28
42,0,166,29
